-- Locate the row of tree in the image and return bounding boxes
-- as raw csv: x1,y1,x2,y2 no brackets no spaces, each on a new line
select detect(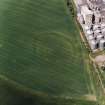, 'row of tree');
66,0,75,17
